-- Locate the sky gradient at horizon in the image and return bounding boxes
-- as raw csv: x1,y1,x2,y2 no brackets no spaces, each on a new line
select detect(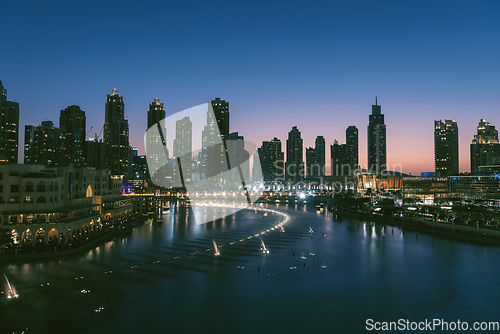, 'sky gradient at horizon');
1,0,498,175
